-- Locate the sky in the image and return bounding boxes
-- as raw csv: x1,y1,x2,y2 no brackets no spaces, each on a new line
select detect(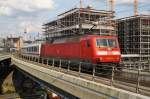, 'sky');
0,0,149,39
